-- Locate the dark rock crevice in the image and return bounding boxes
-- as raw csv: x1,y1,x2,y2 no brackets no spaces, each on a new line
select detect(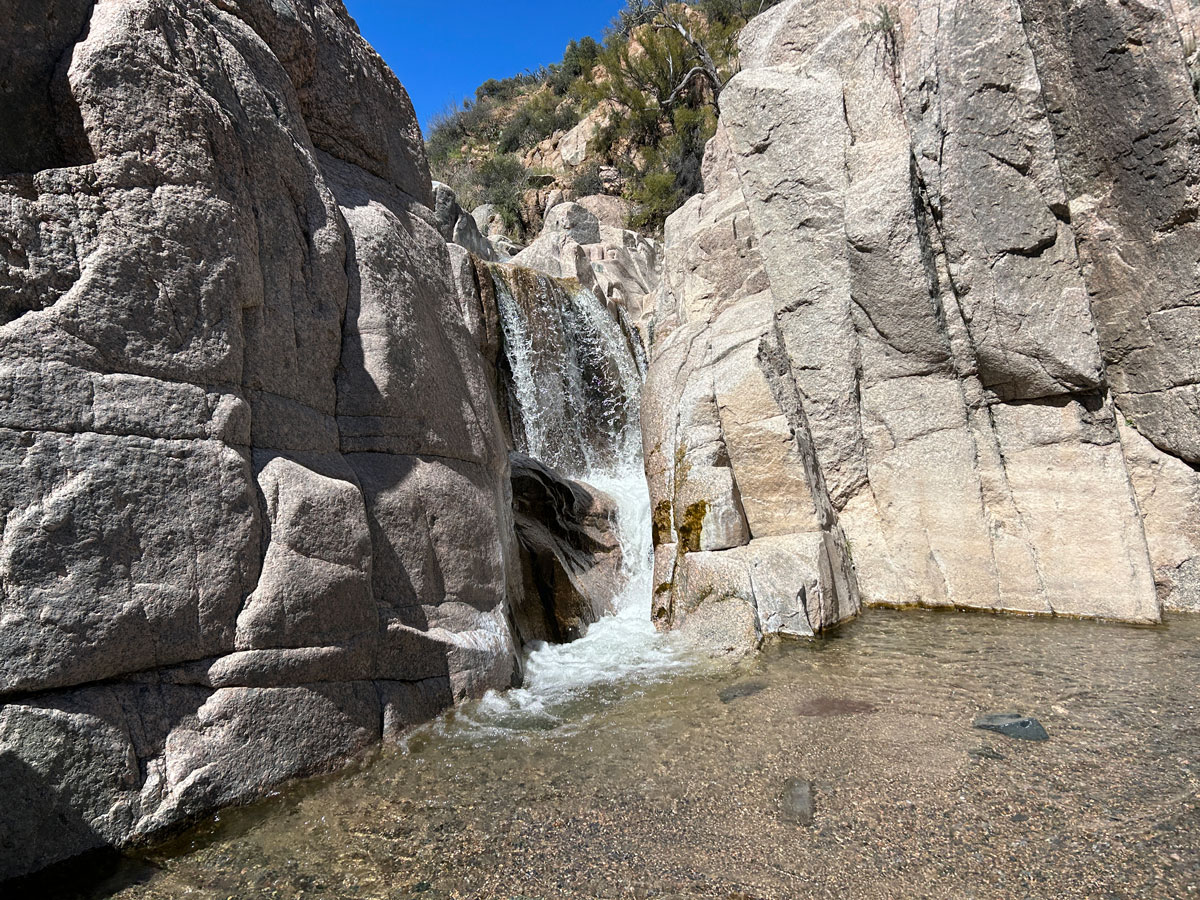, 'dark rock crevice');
0,0,97,177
